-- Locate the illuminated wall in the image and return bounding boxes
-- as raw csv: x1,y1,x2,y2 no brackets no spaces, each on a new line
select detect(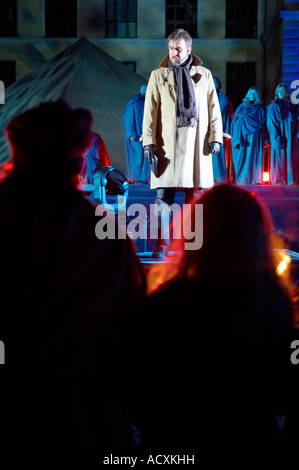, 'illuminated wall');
280,8,299,96
0,0,296,107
